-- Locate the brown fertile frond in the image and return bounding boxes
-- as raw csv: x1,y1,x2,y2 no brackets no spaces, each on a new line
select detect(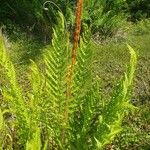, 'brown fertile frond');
72,0,84,66
66,0,84,104
63,0,84,144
